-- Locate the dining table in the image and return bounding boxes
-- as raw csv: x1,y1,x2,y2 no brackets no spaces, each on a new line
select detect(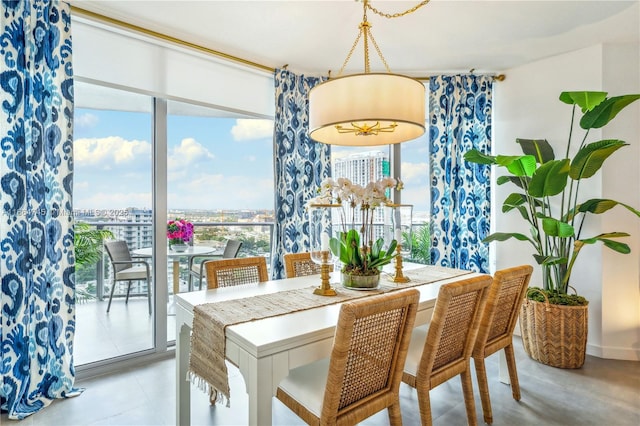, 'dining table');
175,263,491,426
133,245,215,295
